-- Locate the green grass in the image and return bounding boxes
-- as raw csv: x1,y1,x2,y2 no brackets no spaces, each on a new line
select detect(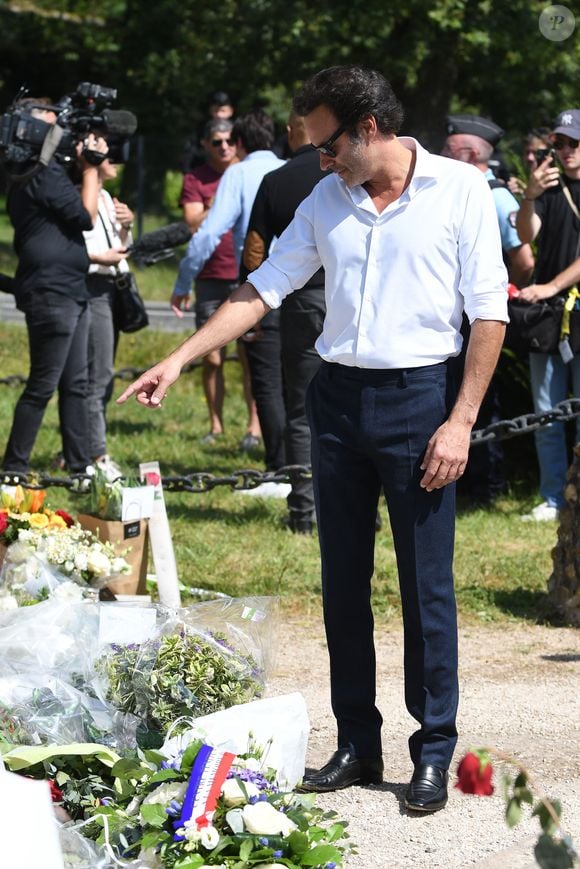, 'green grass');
0,322,559,625
0,195,181,303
